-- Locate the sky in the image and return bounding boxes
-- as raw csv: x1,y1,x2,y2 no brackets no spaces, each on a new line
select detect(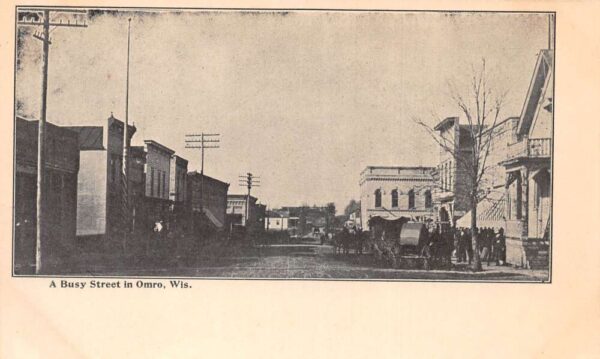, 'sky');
16,9,551,213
